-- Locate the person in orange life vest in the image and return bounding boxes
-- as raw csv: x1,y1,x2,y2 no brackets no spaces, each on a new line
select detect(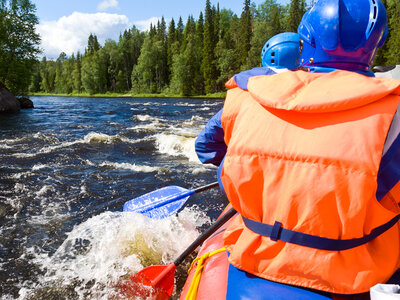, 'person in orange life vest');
196,0,400,296
195,32,301,195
